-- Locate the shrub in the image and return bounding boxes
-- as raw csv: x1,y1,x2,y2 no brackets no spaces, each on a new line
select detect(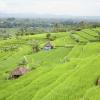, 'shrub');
32,40,40,52
46,33,56,41
75,28,82,31
46,33,51,39
18,56,28,66
50,36,57,41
